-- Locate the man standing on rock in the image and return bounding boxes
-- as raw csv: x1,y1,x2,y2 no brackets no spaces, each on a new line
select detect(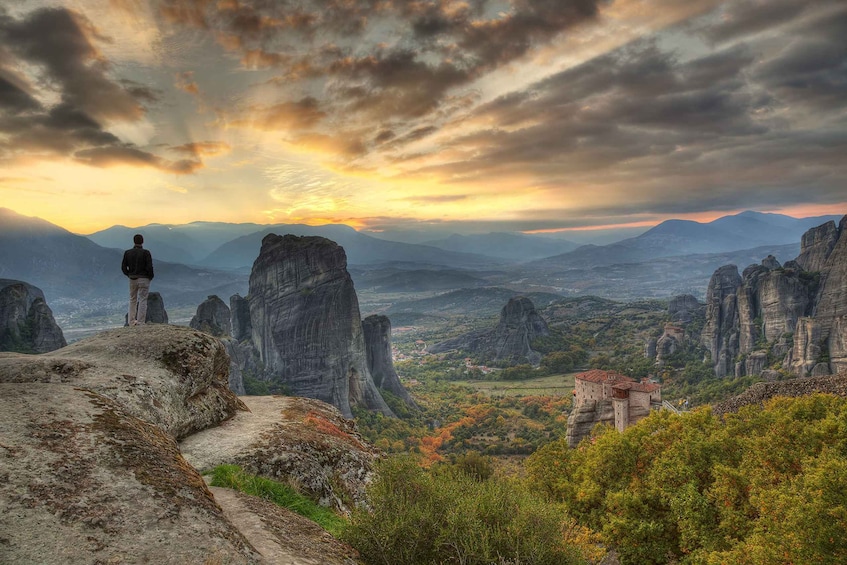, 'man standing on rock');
122,234,154,326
